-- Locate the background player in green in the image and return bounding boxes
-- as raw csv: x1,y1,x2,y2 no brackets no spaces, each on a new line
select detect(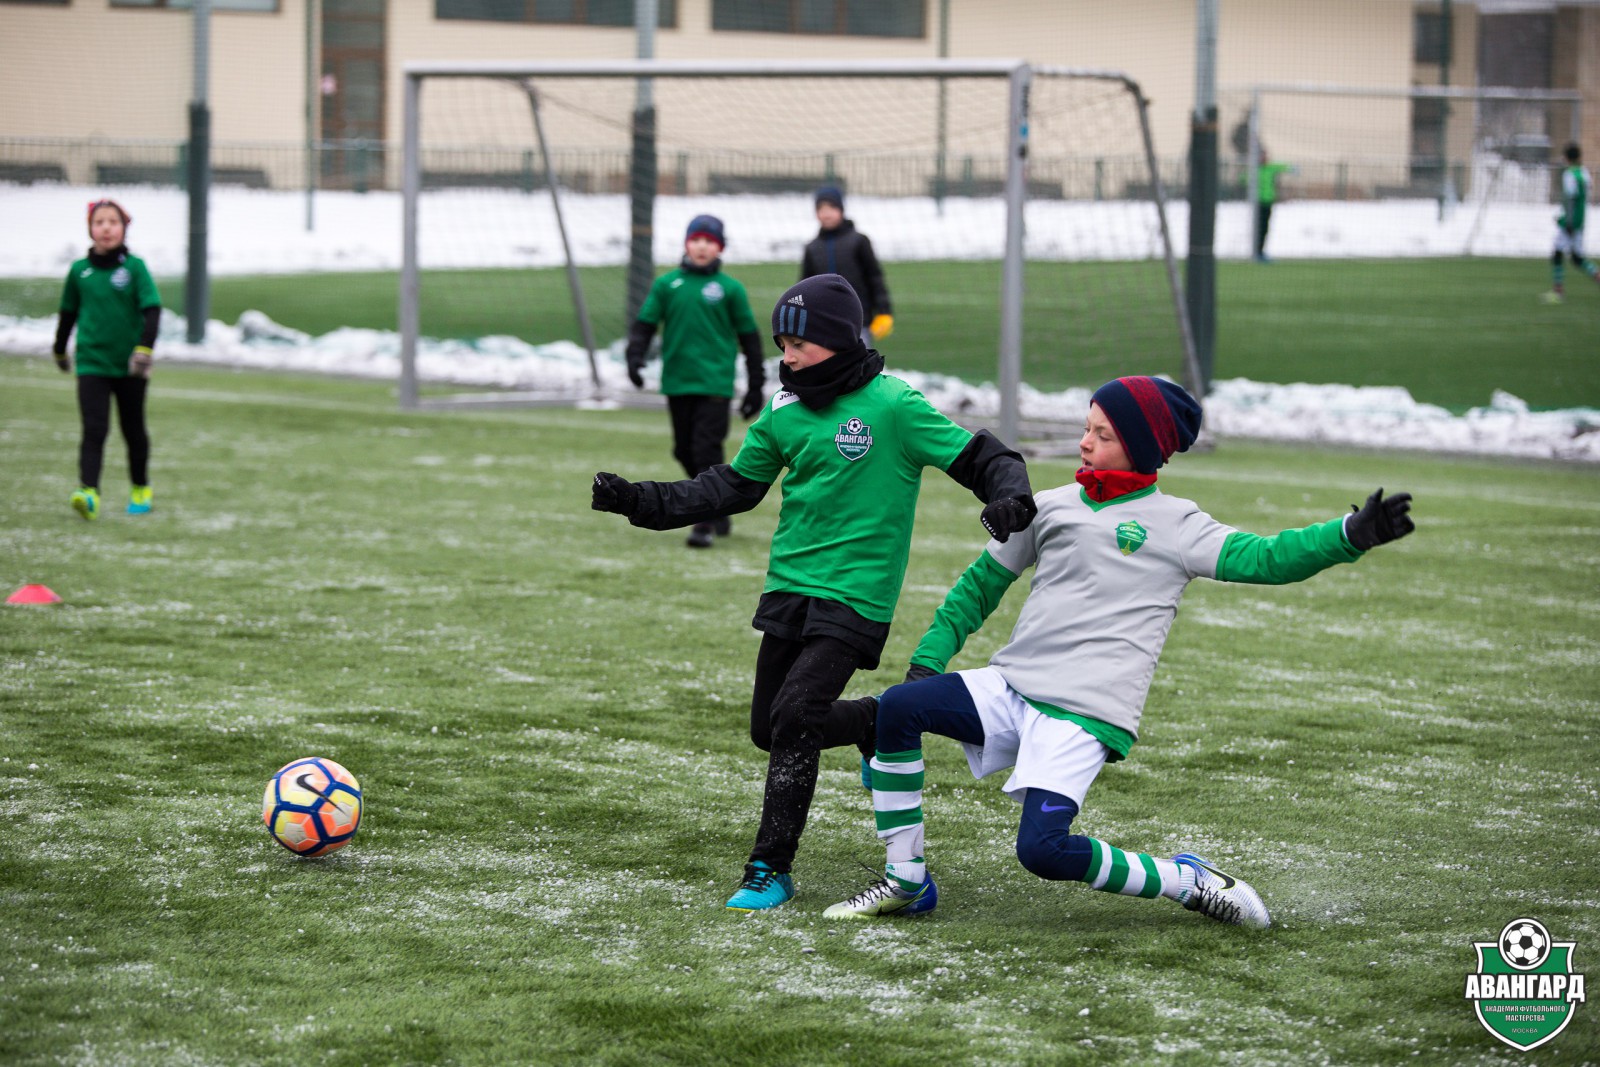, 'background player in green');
625,214,766,548
593,273,1036,912
1254,149,1293,263
1543,143,1599,303
52,198,162,520
828,376,1415,928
